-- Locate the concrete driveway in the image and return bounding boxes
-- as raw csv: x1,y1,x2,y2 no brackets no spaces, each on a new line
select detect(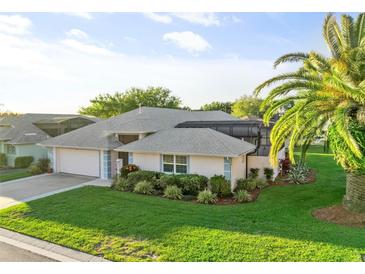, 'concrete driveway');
0,174,94,209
